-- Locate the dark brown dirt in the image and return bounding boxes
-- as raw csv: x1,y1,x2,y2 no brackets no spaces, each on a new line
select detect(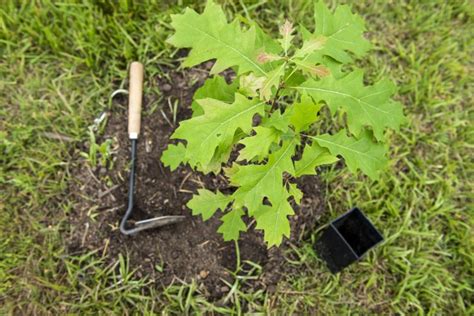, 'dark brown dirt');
67,62,327,299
